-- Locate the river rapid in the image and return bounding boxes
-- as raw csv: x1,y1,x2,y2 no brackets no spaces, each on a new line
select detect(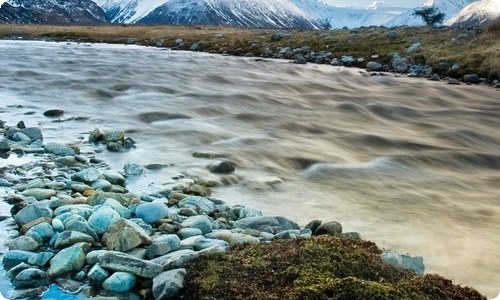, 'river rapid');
0,40,499,298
